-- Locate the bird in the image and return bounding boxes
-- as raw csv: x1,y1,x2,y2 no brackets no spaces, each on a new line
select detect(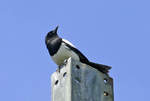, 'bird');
45,26,111,74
